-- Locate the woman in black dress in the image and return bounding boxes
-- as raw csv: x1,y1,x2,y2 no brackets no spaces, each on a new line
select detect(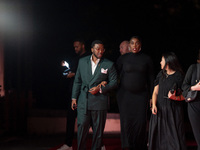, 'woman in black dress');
116,36,154,150
182,50,200,150
148,52,186,150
